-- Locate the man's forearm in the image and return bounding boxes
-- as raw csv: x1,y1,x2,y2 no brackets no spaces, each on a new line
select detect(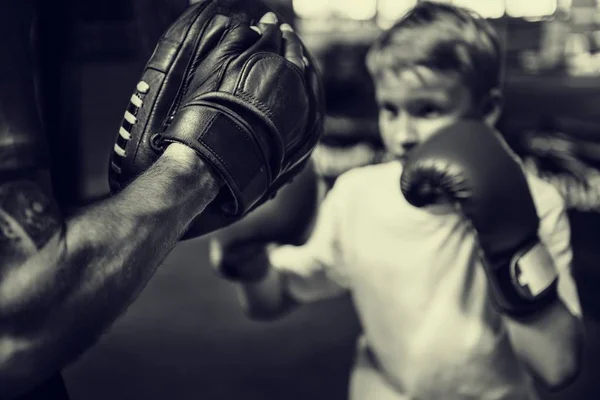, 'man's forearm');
503,298,583,390
0,145,220,398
